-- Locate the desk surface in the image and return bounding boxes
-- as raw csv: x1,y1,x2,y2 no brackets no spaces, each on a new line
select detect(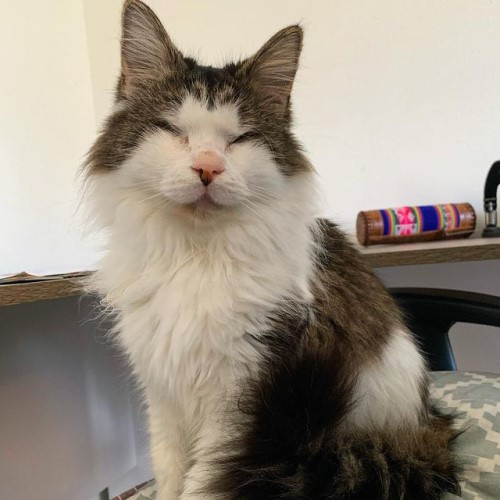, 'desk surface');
2,237,500,307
